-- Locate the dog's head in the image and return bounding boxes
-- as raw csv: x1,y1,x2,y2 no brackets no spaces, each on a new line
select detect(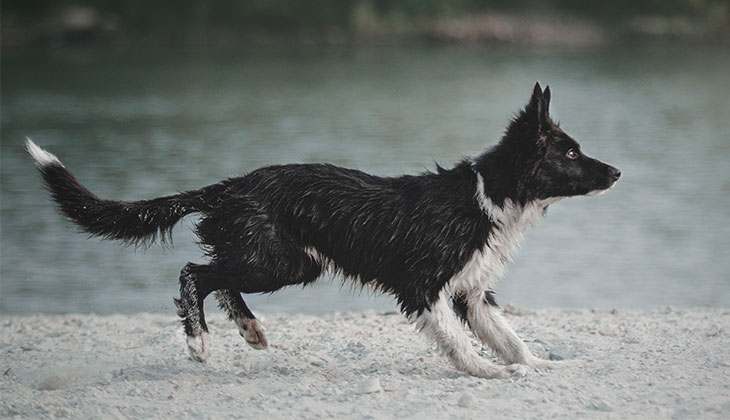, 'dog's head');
491,82,621,203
